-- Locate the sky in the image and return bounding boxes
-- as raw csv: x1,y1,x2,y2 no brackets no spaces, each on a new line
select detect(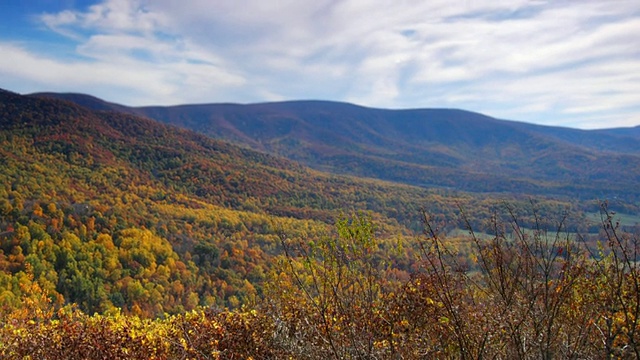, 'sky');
0,1,639,129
